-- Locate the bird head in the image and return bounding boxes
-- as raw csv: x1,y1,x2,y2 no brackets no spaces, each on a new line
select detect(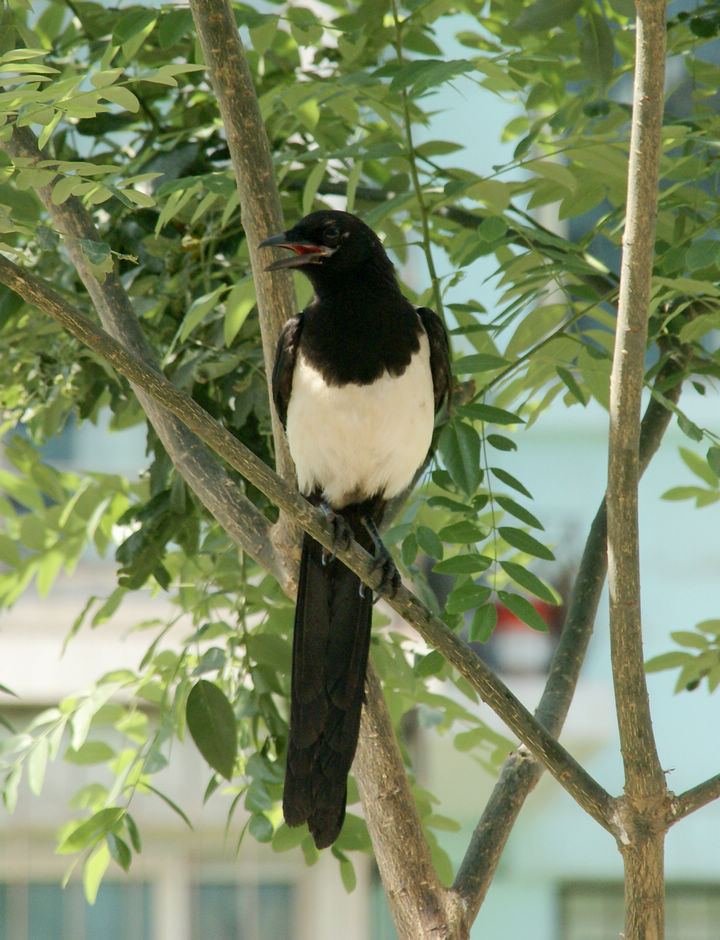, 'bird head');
259,210,393,283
